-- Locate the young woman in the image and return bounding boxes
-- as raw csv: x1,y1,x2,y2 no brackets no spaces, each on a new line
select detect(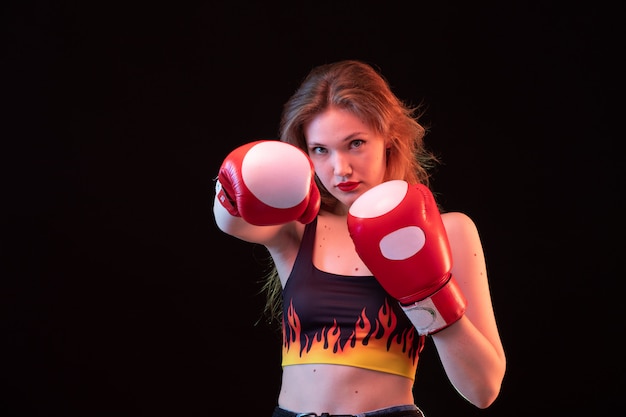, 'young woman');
213,60,506,417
